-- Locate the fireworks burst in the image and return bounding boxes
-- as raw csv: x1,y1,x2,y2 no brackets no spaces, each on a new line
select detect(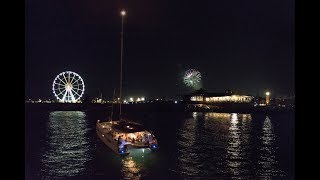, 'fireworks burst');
183,69,201,88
